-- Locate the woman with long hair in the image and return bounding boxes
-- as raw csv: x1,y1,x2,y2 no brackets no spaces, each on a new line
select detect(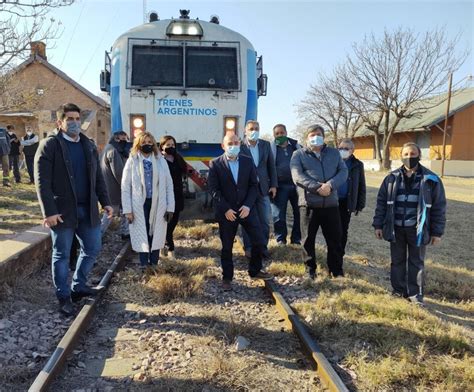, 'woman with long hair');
159,135,187,260
121,131,175,271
